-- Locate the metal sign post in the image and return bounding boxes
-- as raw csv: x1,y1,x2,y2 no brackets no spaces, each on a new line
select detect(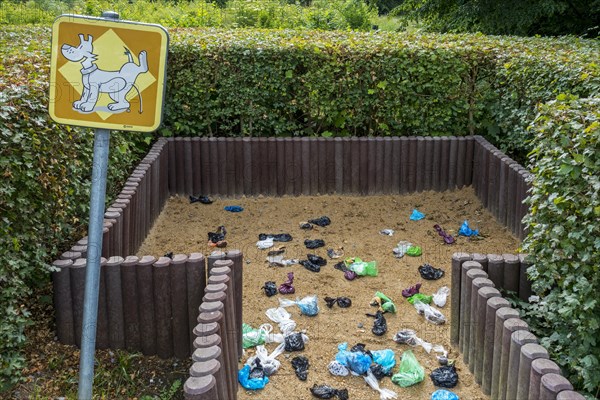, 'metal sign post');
48,10,168,399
